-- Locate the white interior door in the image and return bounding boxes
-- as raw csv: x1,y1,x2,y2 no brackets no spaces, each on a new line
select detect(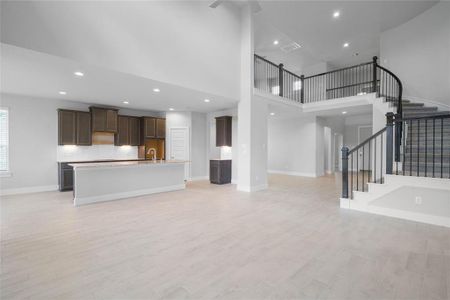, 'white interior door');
169,127,190,180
